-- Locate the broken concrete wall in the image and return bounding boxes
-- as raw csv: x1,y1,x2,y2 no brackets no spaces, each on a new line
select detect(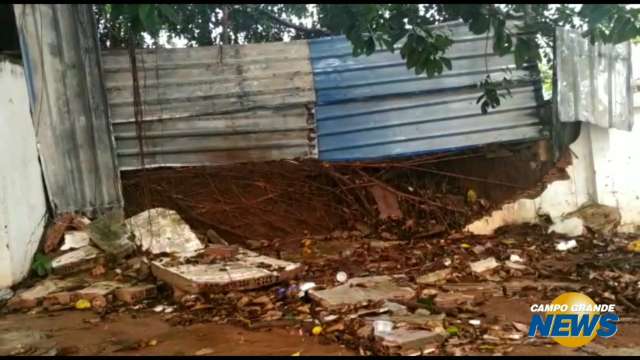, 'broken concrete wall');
467,121,640,234
0,59,48,287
